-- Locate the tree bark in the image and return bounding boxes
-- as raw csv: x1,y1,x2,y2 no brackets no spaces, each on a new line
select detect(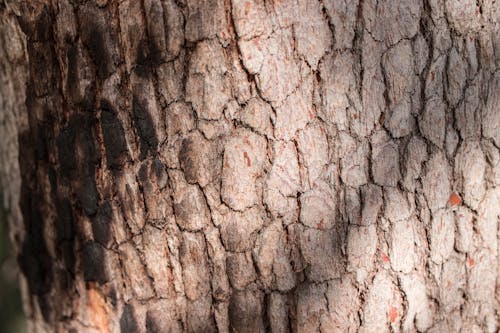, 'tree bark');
0,0,499,332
